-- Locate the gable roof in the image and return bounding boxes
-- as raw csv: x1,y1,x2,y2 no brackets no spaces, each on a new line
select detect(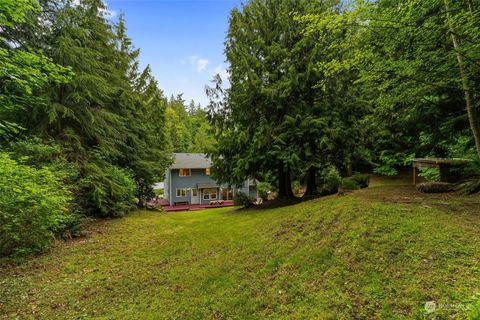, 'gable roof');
170,153,212,169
